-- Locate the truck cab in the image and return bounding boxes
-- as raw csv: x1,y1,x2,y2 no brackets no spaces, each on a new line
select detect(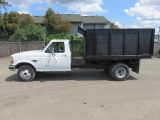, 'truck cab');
9,40,72,81
41,40,71,71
